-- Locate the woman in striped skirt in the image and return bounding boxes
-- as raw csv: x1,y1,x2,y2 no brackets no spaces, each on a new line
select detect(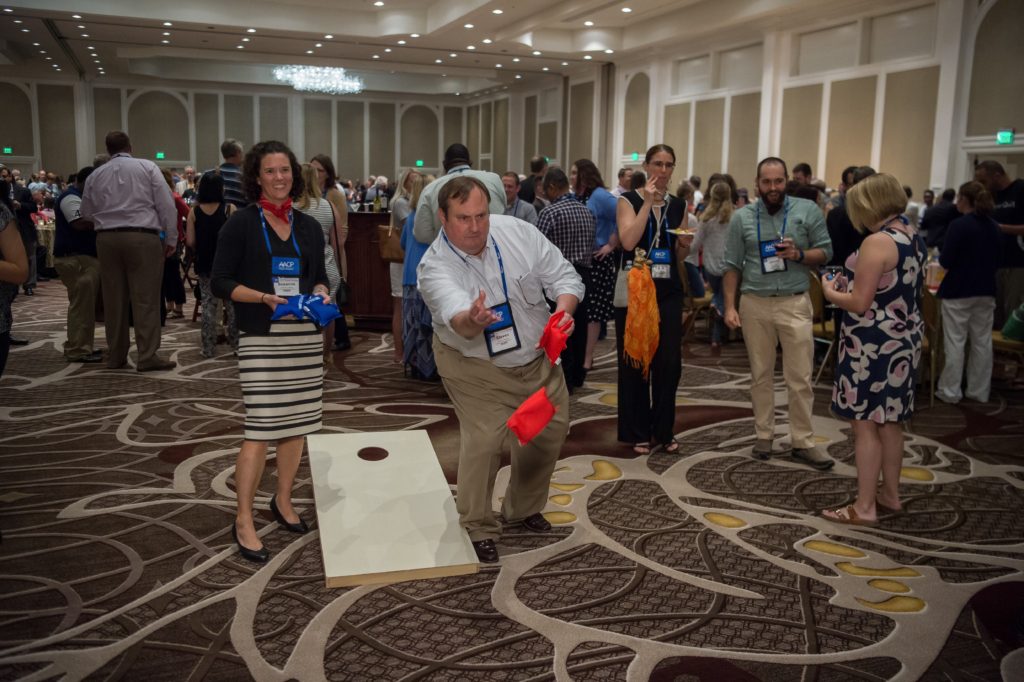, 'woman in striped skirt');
211,140,330,563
